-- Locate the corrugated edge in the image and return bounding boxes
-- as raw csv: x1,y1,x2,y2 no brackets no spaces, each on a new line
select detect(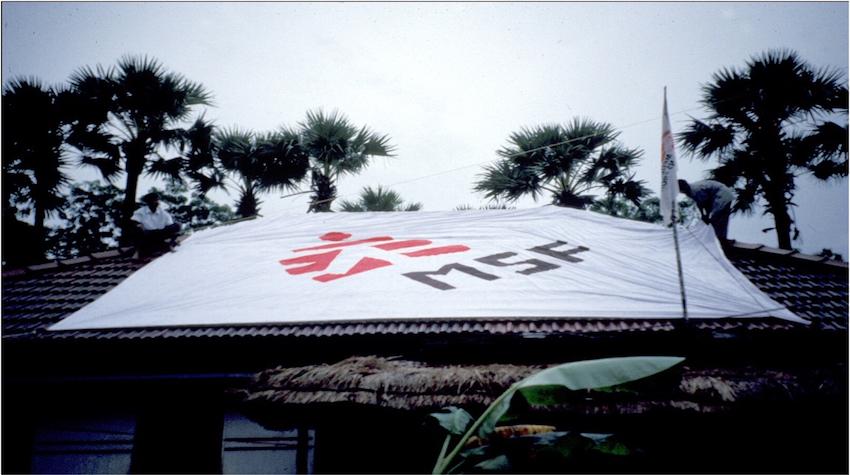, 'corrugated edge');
5,317,807,342
729,240,848,269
